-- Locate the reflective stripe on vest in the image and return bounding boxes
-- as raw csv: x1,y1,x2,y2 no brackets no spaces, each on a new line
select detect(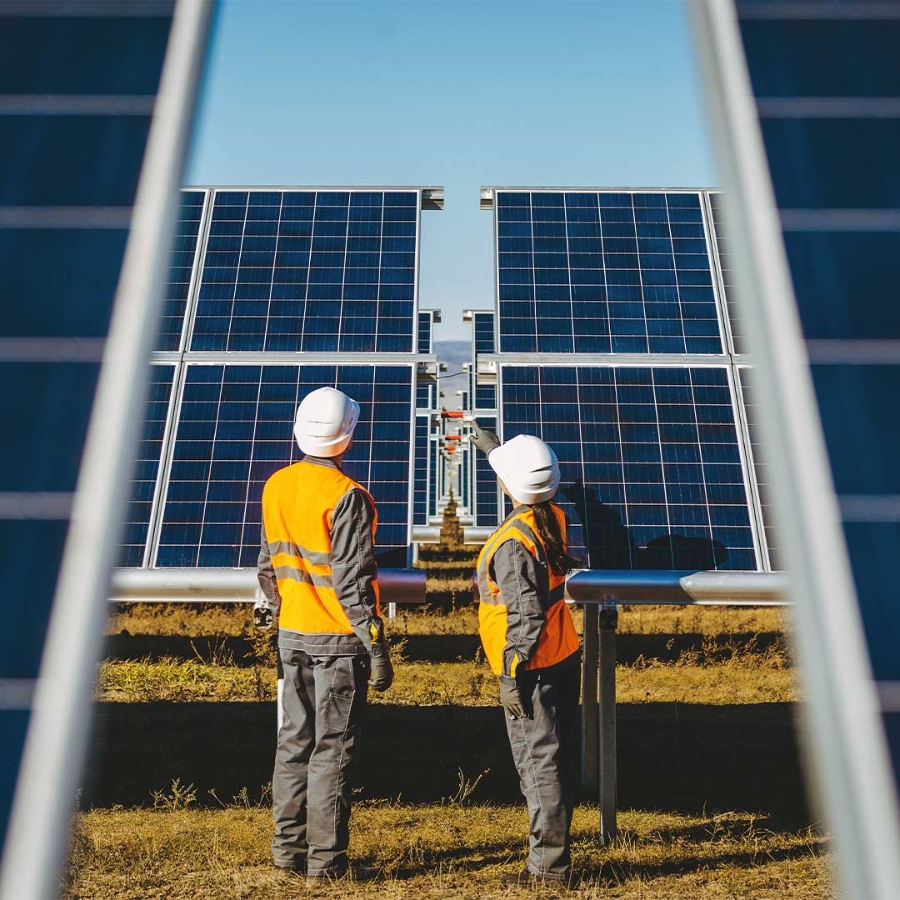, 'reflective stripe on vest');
262,458,378,635
476,504,579,675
